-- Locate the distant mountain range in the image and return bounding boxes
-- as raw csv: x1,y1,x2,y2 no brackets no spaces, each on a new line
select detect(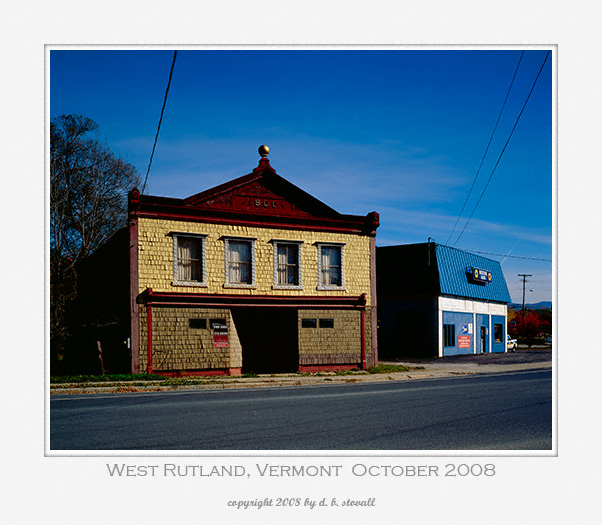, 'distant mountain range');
509,301,552,310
